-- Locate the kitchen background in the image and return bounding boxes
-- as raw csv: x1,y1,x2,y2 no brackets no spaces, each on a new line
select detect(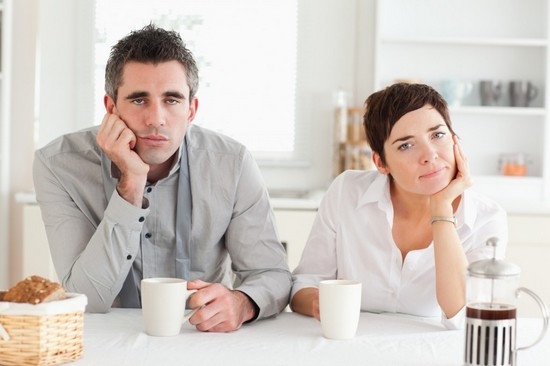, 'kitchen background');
1,0,549,316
